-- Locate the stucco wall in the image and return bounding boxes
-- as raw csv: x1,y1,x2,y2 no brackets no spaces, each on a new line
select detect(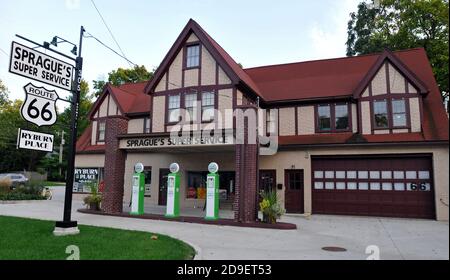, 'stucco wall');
75,154,105,167
389,63,406,93
184,69,199,87
351,104,358,133
298,106,315,135
218,66,231,85
218,89,233,129
361,101,371,134
409,97,421,132
279,107,296,136
98,97,108,117
152,96,166,132
91,121,97,145
155,73,167,92
124,151,235,209
108,96,118,116
259,145,449,221
201,48,216,85
168,51,183,90
127,118,144,134
371,63,388,95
